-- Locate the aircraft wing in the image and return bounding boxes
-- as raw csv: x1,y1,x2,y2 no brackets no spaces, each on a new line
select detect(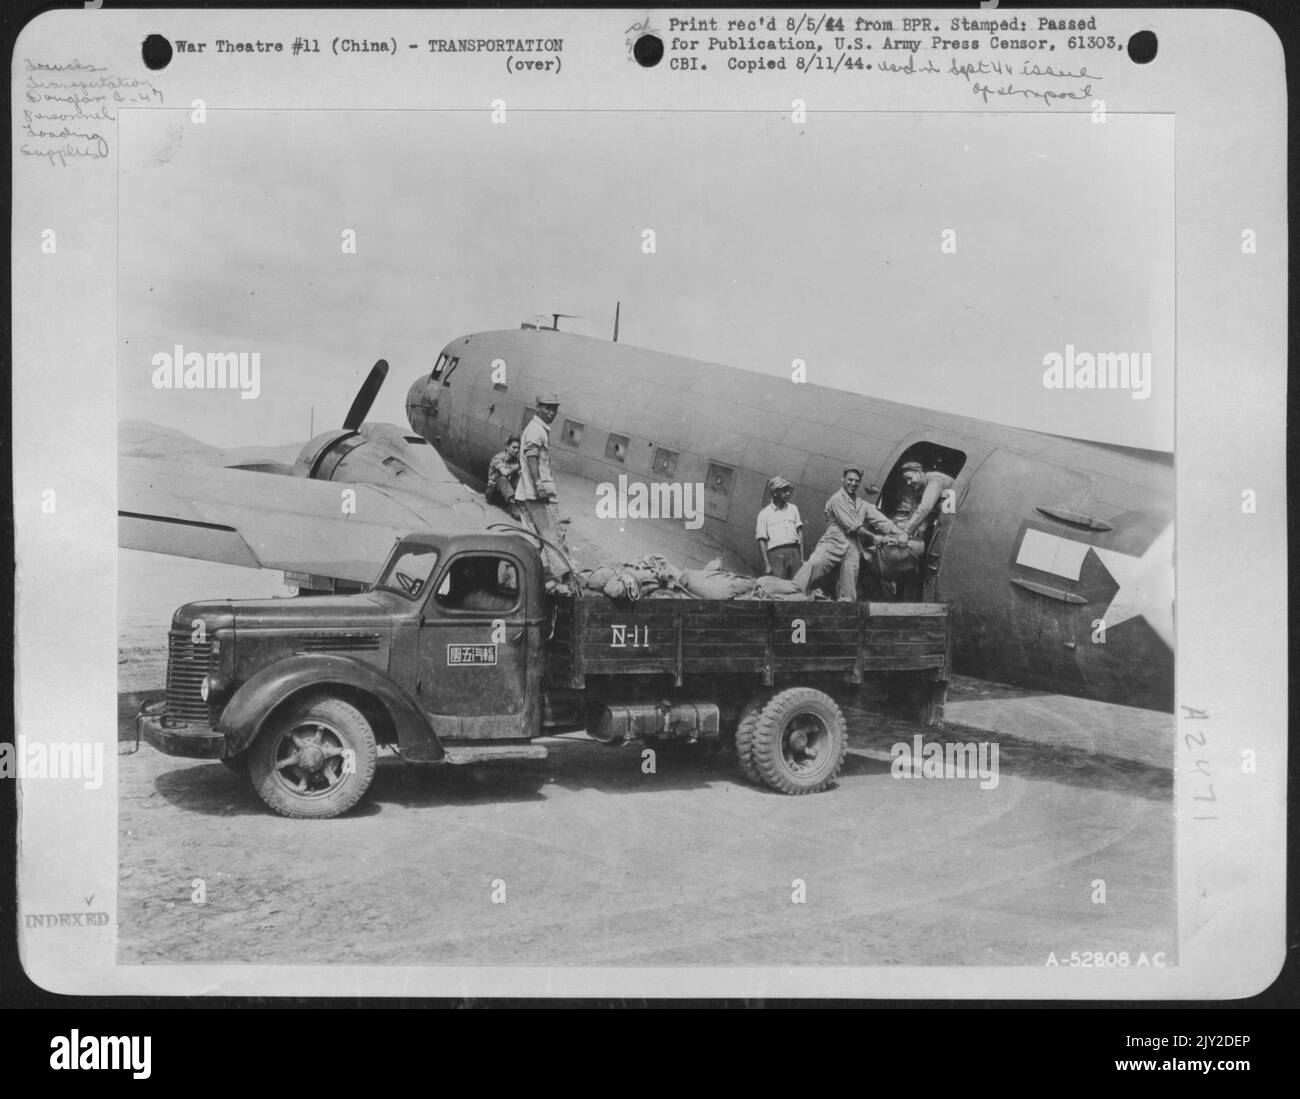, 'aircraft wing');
119,411,733,584
551,469,734,573
120,454,494,583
